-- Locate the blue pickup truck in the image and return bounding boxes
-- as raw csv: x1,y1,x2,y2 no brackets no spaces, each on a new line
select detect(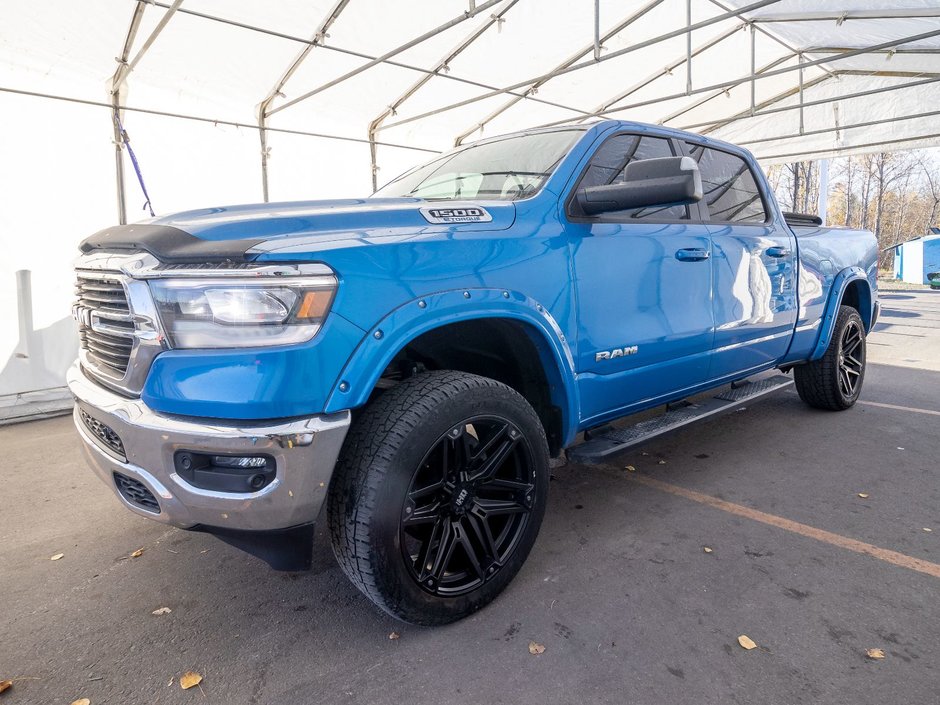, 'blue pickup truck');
69,119,878,625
